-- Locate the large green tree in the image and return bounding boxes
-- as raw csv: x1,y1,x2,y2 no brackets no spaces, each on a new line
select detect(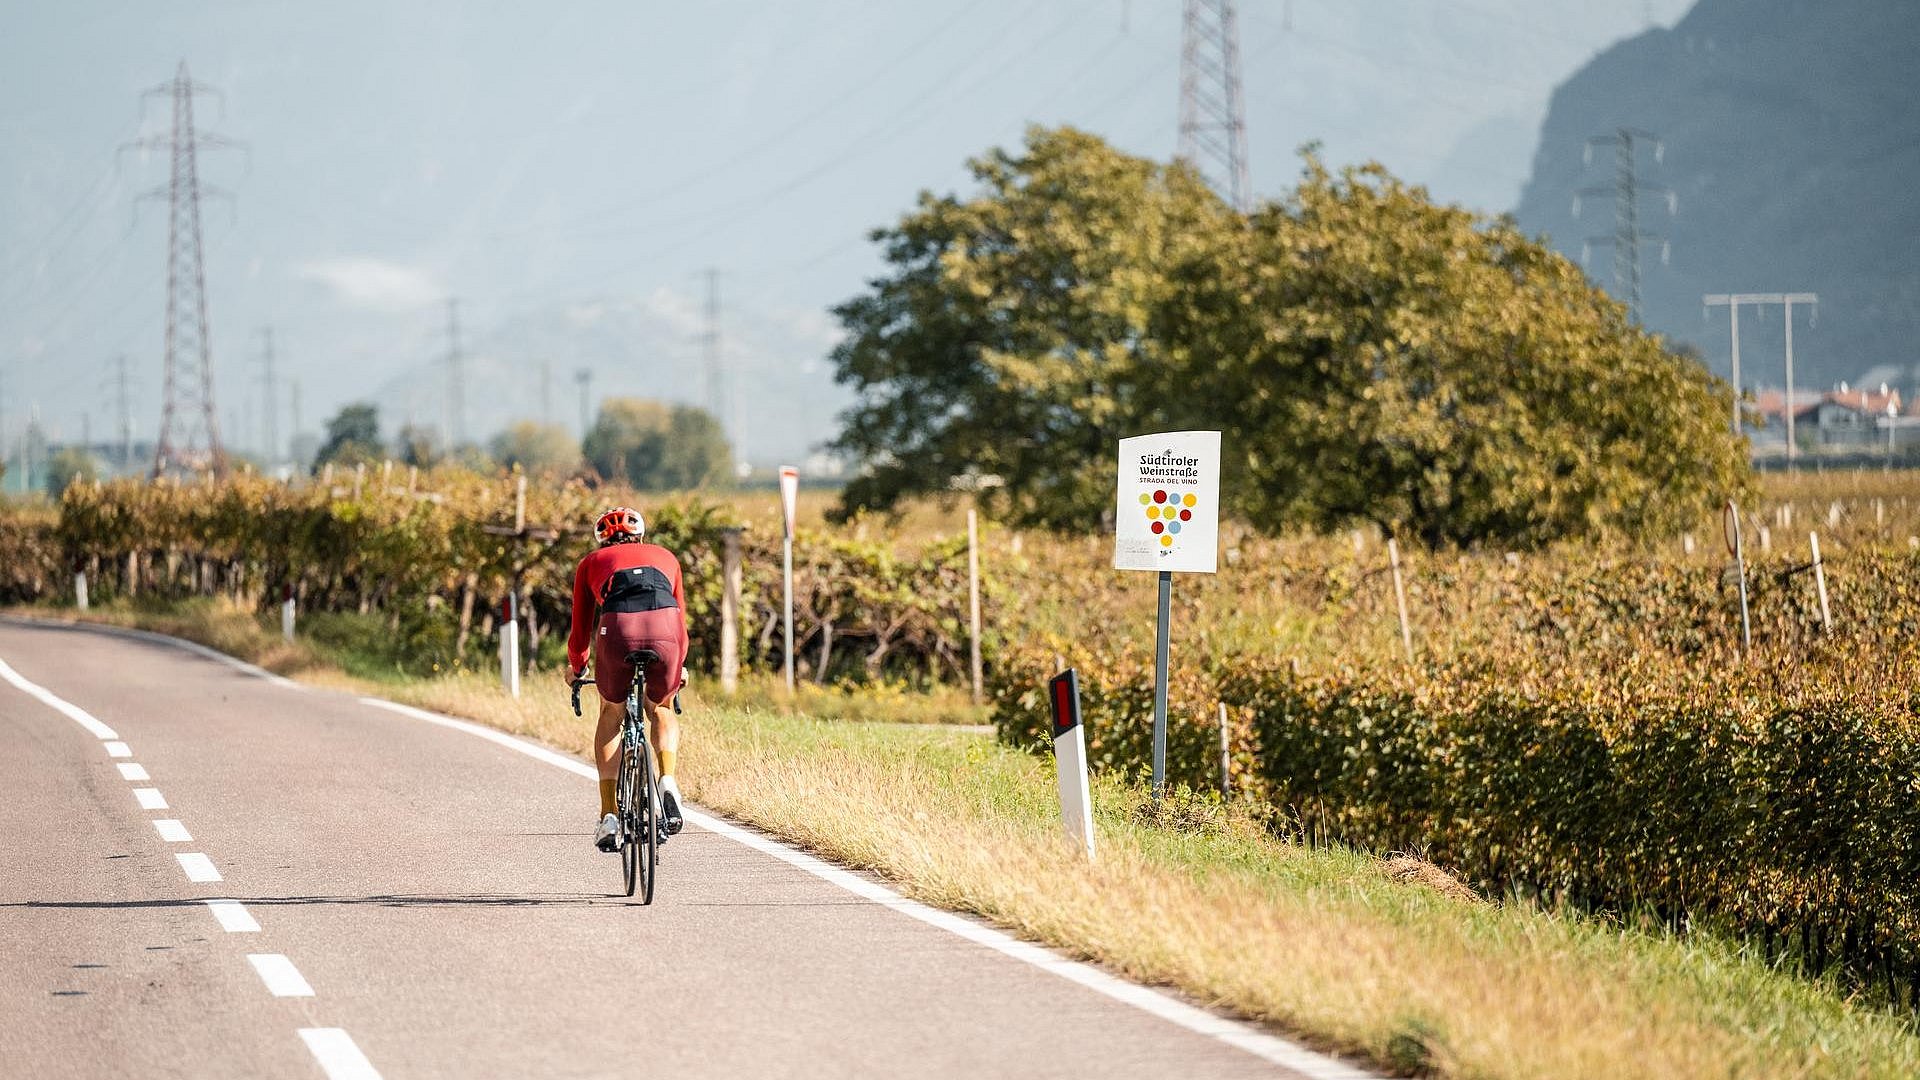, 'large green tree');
489,421,579,477
828,126,1232,528
583,399,732,490
313,403,384,471
827,126,1749,546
